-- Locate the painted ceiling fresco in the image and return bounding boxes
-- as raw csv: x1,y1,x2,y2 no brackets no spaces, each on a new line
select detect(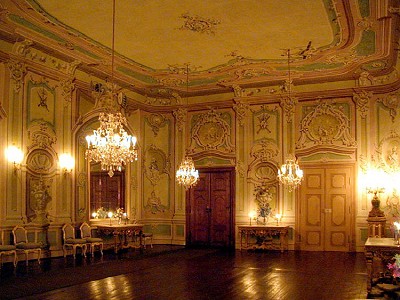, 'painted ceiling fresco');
0,0,398,96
